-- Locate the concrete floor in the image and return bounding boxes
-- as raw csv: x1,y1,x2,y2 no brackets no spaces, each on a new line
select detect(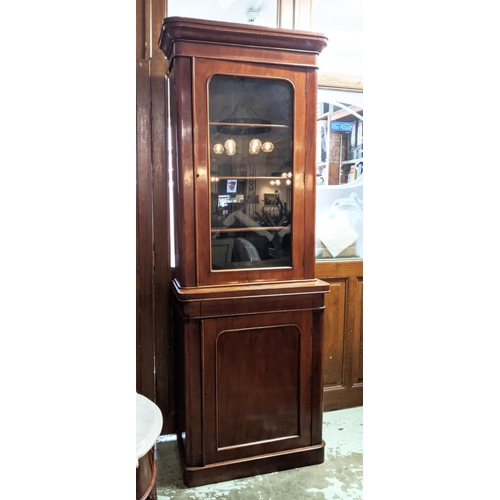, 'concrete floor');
154,406,363,499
